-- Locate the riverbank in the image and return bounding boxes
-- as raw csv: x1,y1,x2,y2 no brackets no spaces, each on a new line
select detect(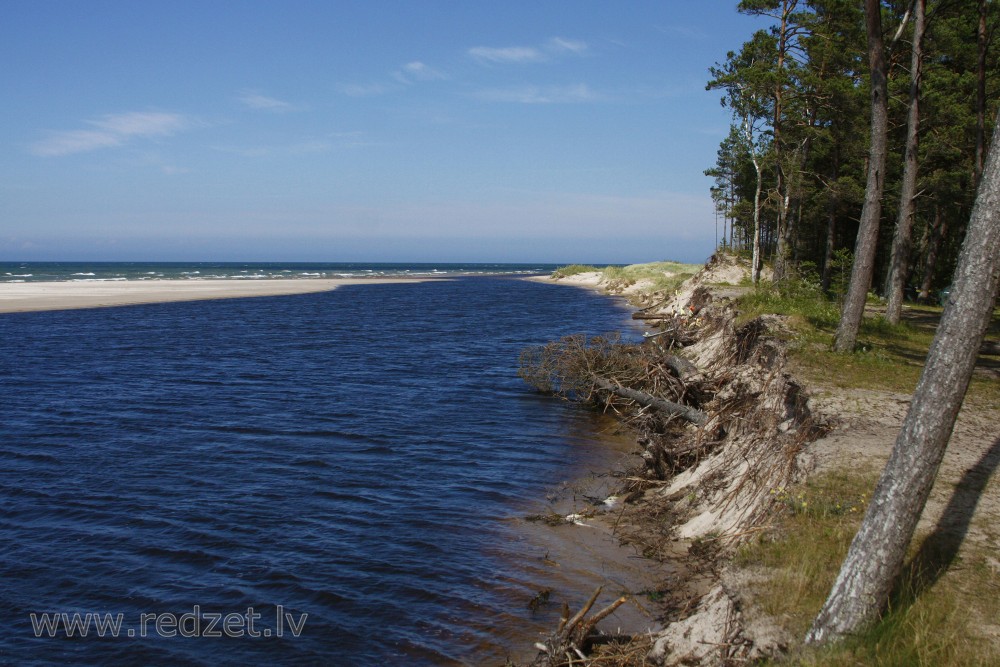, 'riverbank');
519,254,1000,665
0,277,433,313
